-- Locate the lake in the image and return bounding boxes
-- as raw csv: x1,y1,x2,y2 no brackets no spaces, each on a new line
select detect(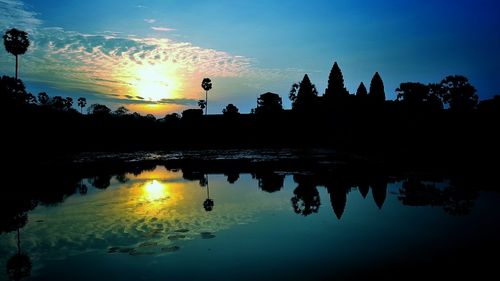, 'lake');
1,153,499,281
